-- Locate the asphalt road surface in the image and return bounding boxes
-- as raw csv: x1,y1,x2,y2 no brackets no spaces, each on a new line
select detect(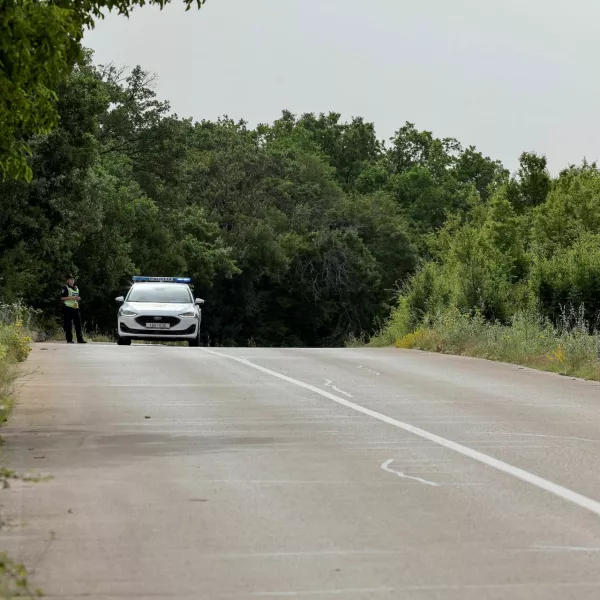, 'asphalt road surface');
3,344,600,599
